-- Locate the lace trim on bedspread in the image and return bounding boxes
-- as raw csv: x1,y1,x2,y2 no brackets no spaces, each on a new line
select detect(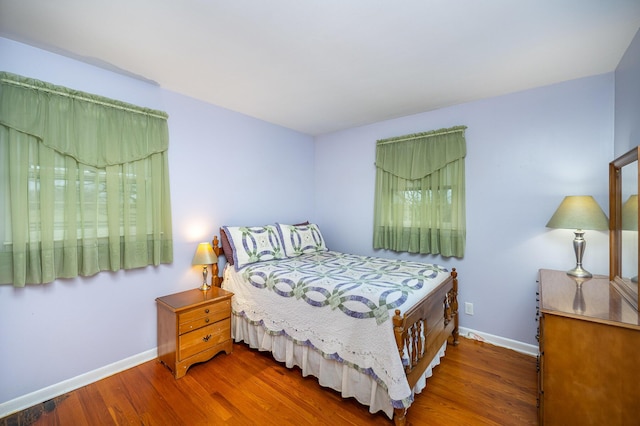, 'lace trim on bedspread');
233,308,416,409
